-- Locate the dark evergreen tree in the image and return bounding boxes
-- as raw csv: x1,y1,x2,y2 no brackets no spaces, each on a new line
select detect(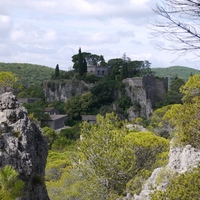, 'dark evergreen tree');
78,48,84,77
55,64,60,79
120,63,128,80
83,58,87,74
